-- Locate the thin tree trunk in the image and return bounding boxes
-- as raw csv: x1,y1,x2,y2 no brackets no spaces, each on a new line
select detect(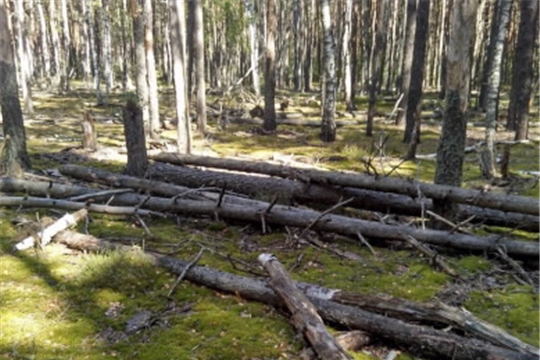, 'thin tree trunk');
170,0,192,153
193,0,206,135
342,0,355,111
60,0,70,92
36,0,51,84
245,0,260,96
14,0,33,114
480,0,513,179
404,0,430,158
102,0,112,103
366,0,387,137
263,0,277,132
319,0,337,142
396,0,417,126
507,0,539,140
133,0,149,132
144,0,160,139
